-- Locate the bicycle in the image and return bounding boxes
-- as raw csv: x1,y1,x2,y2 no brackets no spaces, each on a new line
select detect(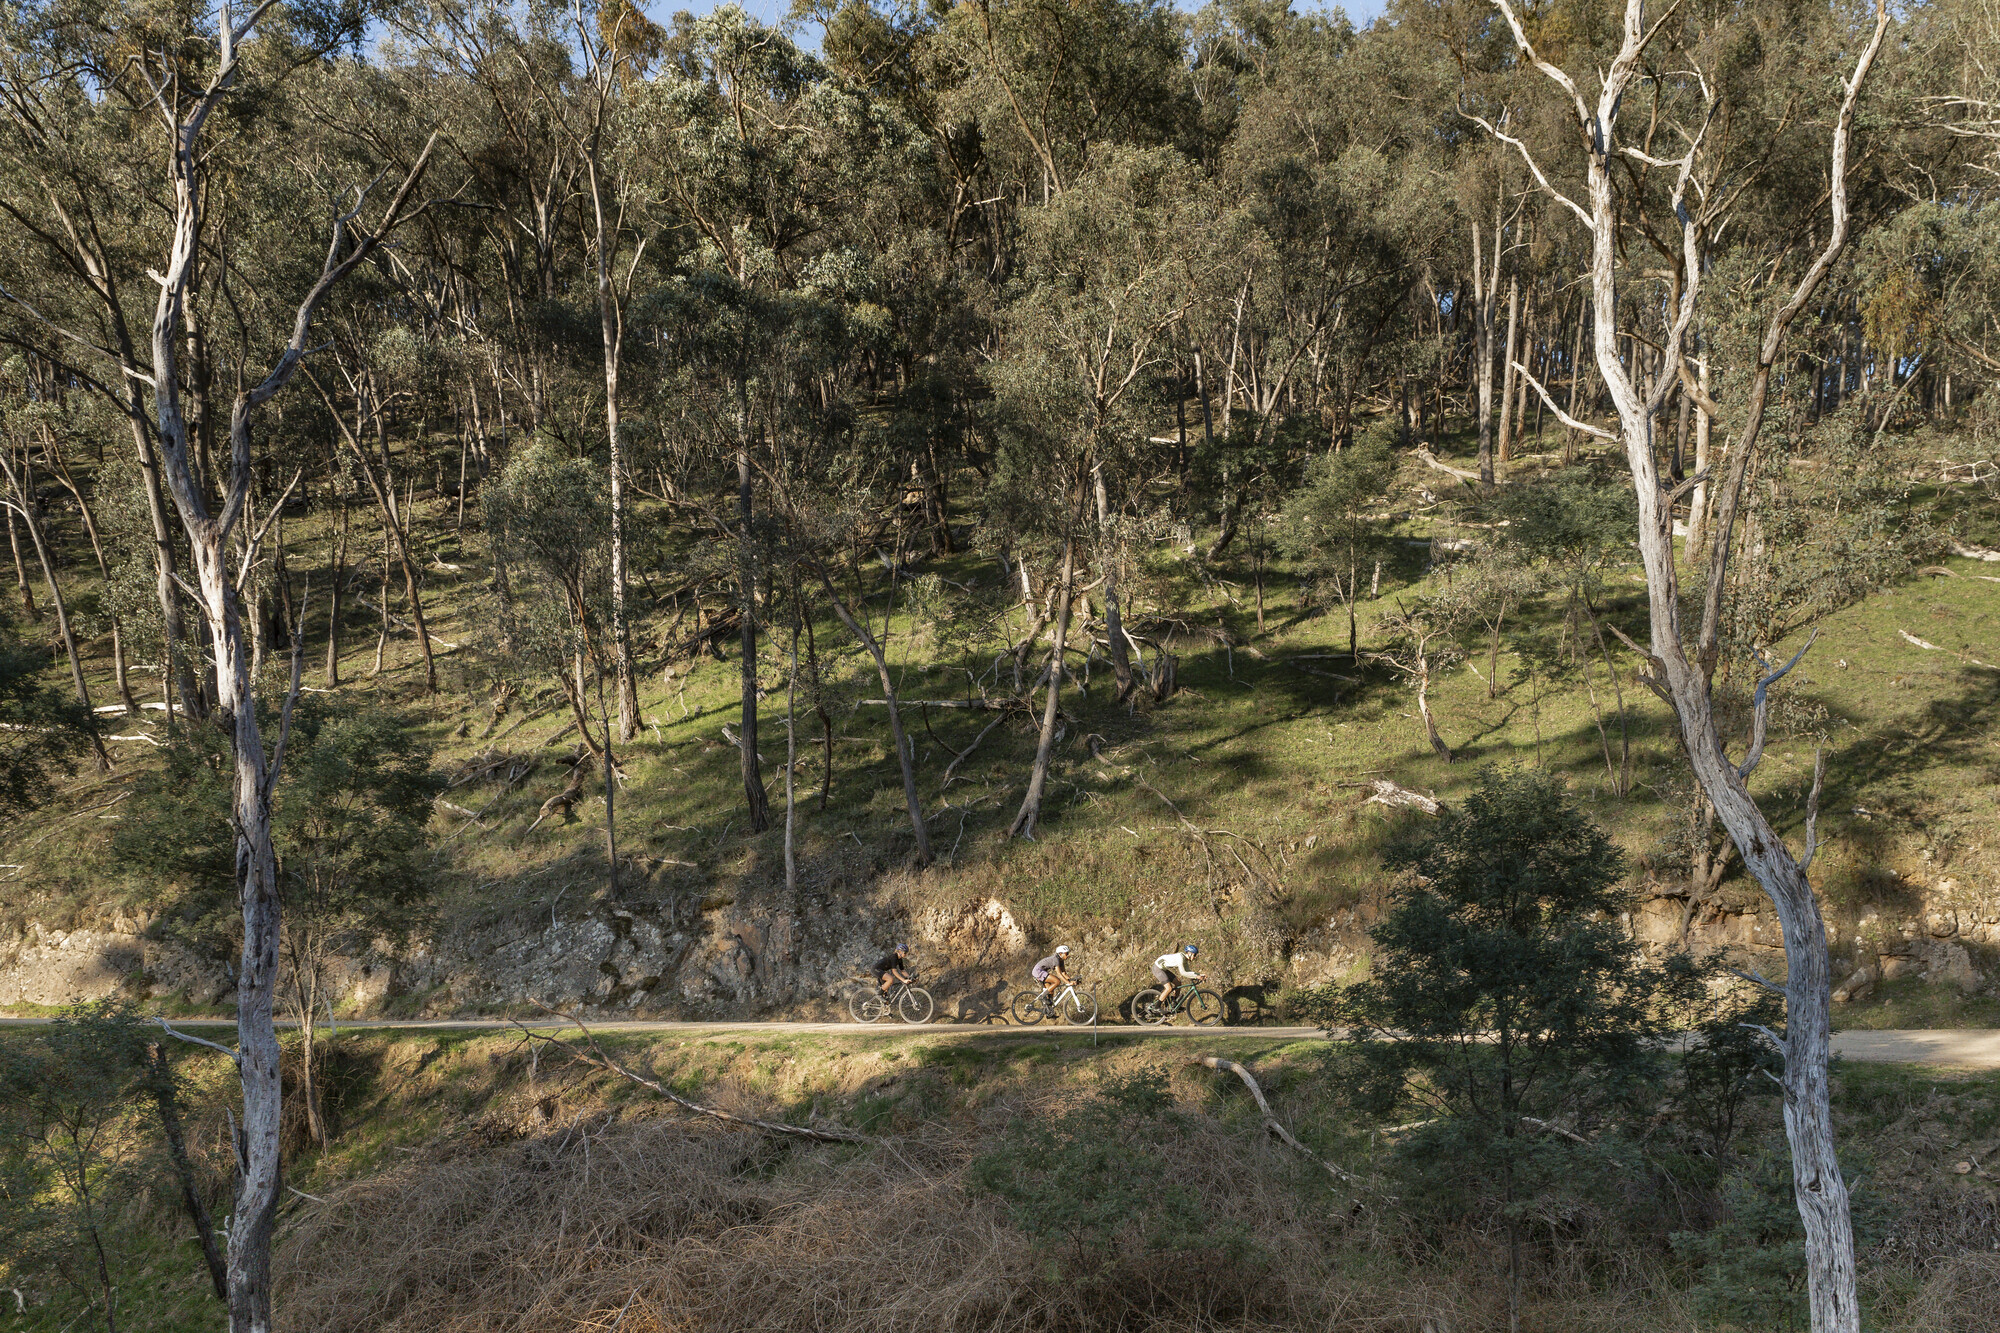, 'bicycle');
1010,979,1098,1026
1131,980,1222,1026
849,976,935,1024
